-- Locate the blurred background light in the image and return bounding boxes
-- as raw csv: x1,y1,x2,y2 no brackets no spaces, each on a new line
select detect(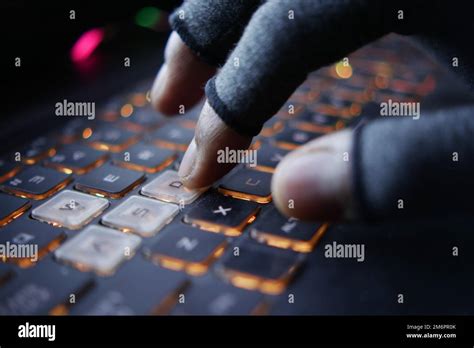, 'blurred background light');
70,28,105,63
135,7,161,29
